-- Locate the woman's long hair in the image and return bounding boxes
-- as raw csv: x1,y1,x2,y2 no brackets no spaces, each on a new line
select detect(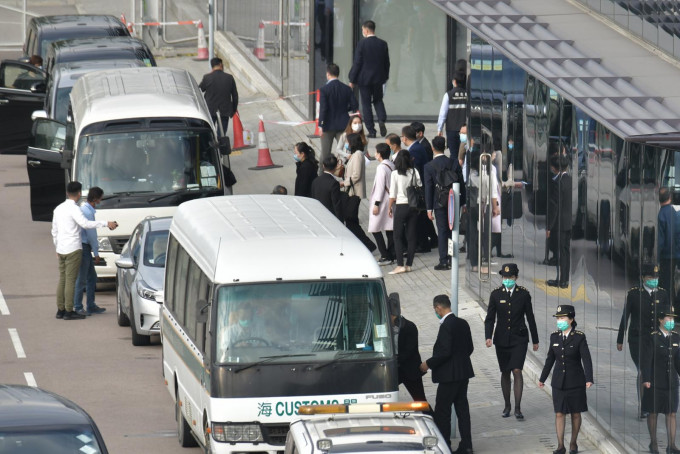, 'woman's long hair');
295,142,318,166
346,133,364,154
344,115,368,147
394,150,412,176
